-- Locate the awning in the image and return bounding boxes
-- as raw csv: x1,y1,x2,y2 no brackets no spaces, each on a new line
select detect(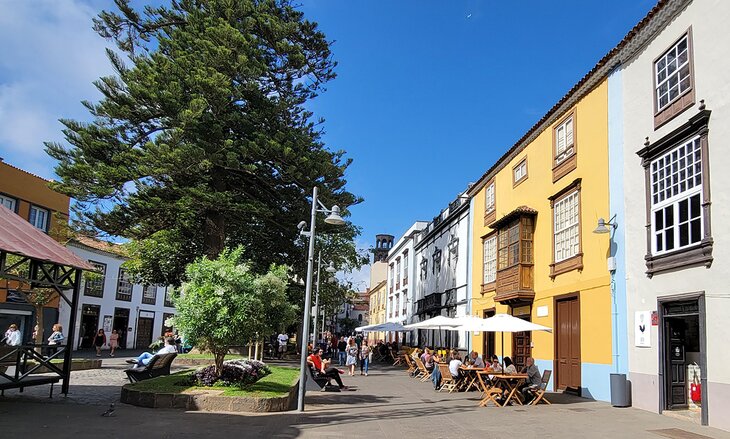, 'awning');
0,204,93,270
